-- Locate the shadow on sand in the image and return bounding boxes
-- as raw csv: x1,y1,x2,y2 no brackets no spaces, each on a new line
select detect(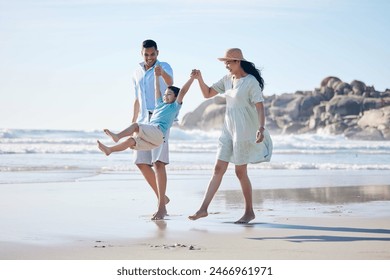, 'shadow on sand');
244,222,390,243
